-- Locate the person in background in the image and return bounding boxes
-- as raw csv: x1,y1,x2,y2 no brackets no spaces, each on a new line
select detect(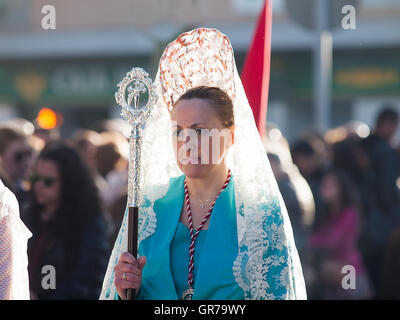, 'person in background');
361,107,400,225
330,134,381,298
25,142,109,299
291,138,326,231
362,107,400,219
360,107,400,296
379,227,400,299
308,168,372,299
69,129,107,195
95,130,128,179
33,128,60,144
331,135,374,210
95,130,128,209
93,119,131,141
0,127,33,207
95,131,128,245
